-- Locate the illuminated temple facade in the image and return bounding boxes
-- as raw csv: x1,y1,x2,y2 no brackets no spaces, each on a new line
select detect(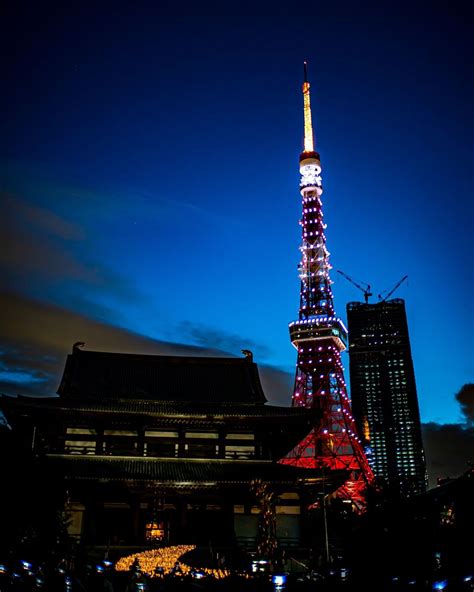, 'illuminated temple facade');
1,346,346,549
